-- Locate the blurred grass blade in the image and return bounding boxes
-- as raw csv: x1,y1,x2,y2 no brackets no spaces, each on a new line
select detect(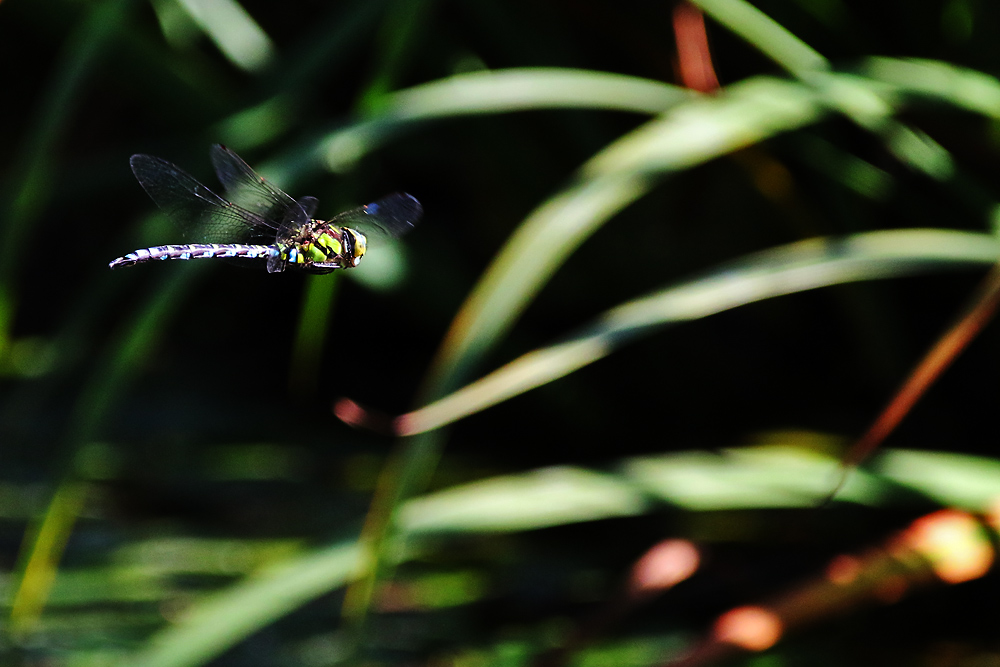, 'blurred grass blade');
174,0,275,71
320,69,693,170
809,71,959,180
876,449,1000,509
400,467,650,534
288,1,427,399
426,77,826,396
859,57,1000,117
346,75,828,641
117,541,362,667
114,437,1000,667
790,135,893,200
10,266,203,637
835,264,1000,481
357,0,430,109
288,273,339,397
8,481,89,639
621,445,885,510
691,0,830,77
397,230,1000,435
0,0,133,357
386,68,689,115
583,77,822,177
